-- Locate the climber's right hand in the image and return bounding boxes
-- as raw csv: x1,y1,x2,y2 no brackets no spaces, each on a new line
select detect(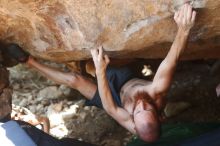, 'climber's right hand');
91,46,110,74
